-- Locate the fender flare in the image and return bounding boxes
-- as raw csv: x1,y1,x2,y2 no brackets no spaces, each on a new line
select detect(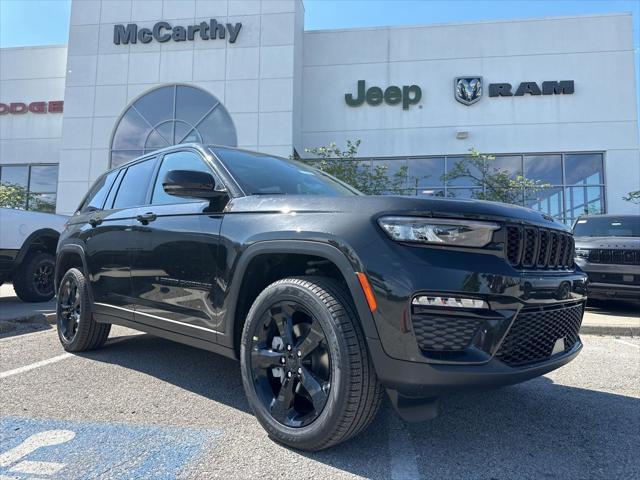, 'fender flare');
223,239,380,352
55,244,94,303
15,228,60,267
